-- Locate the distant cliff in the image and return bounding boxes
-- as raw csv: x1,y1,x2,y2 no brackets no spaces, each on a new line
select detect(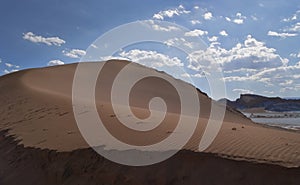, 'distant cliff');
219,94,300,112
